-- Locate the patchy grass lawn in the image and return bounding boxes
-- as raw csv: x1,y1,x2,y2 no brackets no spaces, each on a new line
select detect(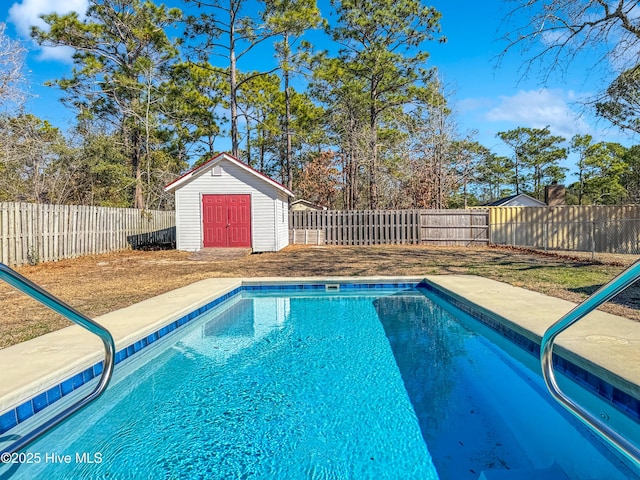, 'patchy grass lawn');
0,244,637,349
